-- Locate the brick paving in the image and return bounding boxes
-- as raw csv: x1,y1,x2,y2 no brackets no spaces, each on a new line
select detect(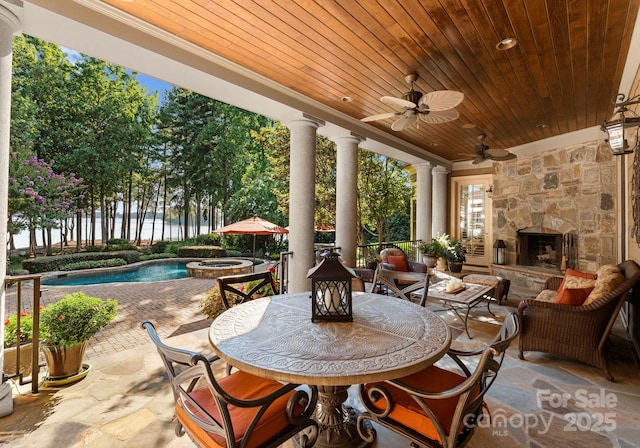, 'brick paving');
4,261,277,358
